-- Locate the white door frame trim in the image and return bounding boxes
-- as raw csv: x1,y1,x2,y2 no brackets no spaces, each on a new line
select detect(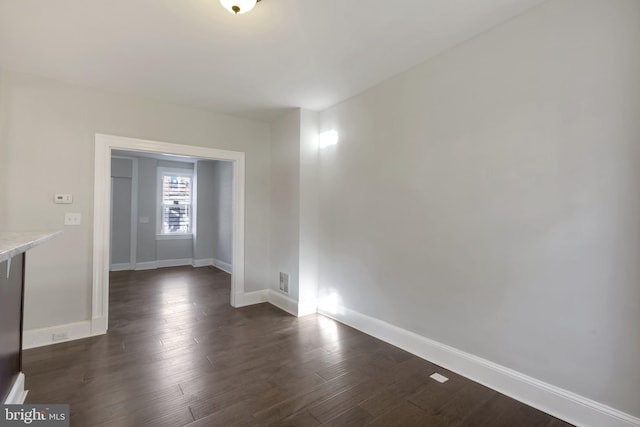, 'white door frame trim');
92,134,245,334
